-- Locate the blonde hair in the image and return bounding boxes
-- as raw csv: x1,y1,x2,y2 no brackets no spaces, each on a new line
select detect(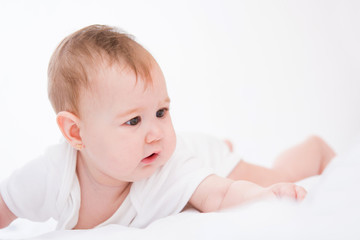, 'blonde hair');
48,24,154,116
